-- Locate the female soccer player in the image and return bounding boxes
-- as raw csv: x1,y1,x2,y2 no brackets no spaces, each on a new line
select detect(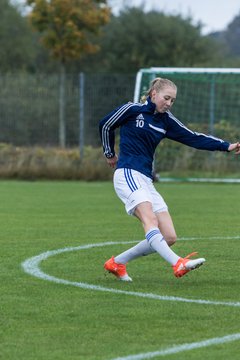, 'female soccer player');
99,77,240,281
